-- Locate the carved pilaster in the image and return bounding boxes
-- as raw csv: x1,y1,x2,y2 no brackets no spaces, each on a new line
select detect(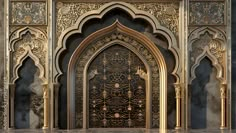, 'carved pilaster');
42,84,49,129
220,83,227,129
174,83,181,129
